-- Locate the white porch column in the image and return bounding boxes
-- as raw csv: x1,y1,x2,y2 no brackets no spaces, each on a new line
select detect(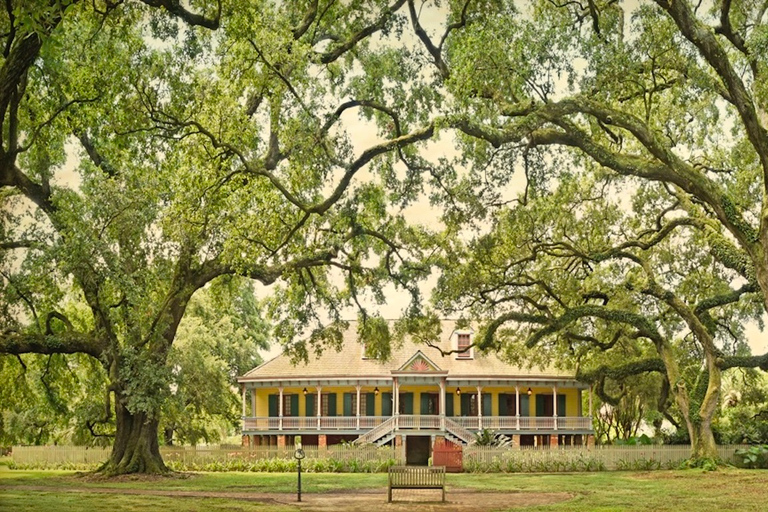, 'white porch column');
316,386,322,430
278,386,284,431
553,385,558,431
515,385,520,430
476,385,483,430
241,386,247,434
355,384,361,430
393,377,400,429
439,378,446,429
